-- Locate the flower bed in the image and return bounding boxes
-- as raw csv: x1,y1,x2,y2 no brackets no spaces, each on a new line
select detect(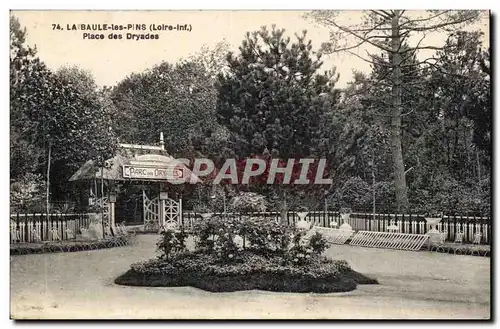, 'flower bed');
115,215,377,293
10,236,134,255
115,251,377,293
